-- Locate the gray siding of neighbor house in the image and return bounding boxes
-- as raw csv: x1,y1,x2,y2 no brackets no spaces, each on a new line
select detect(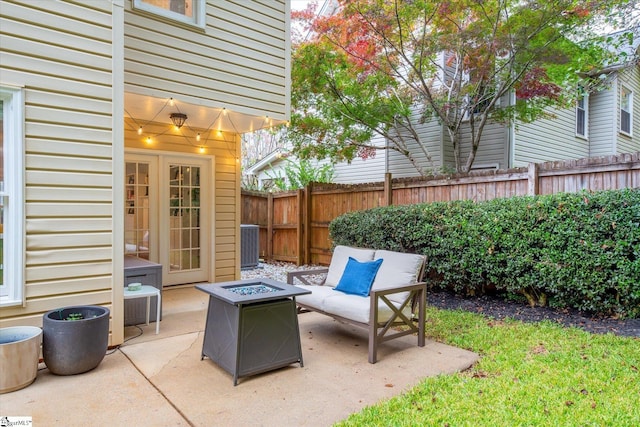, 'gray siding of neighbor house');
616,67,640,154
387,110,443,178
124,0,289,121
0,1,116,328
461,121,509,170
589,84,616,157
333,134,387,183
441,119,509,171
513,106,590,167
